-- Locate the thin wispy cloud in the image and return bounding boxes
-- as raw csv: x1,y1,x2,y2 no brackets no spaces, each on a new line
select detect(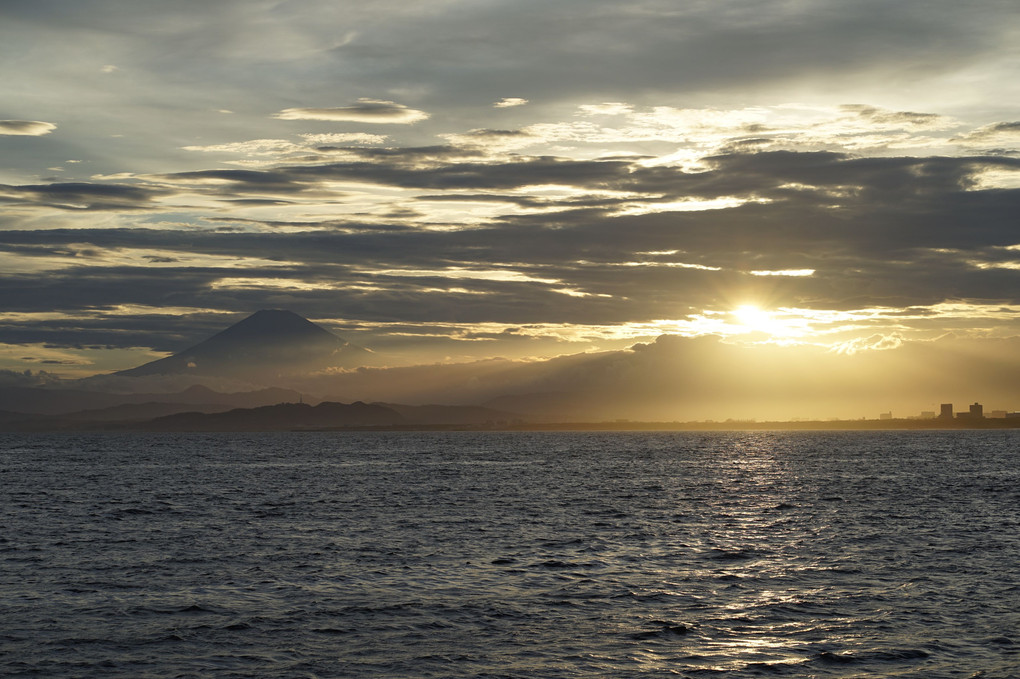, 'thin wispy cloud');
274,99,429,124
953,121,1020,144
494,97,529,108
0,120,56,136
